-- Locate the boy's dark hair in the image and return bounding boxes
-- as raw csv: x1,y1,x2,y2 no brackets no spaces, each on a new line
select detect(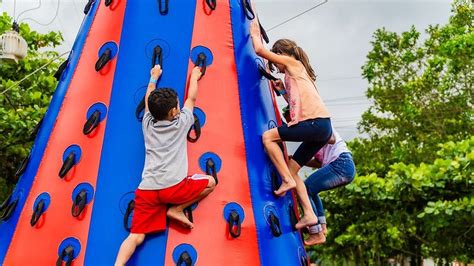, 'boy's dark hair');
148,88,178,121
